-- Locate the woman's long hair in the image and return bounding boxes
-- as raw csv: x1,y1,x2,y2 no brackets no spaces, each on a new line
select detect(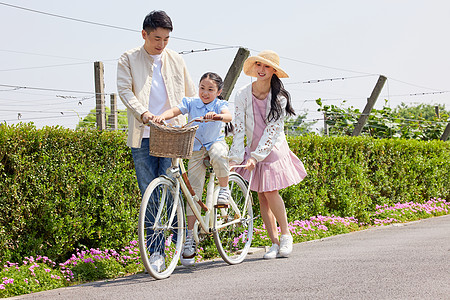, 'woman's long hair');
267,74,295,122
